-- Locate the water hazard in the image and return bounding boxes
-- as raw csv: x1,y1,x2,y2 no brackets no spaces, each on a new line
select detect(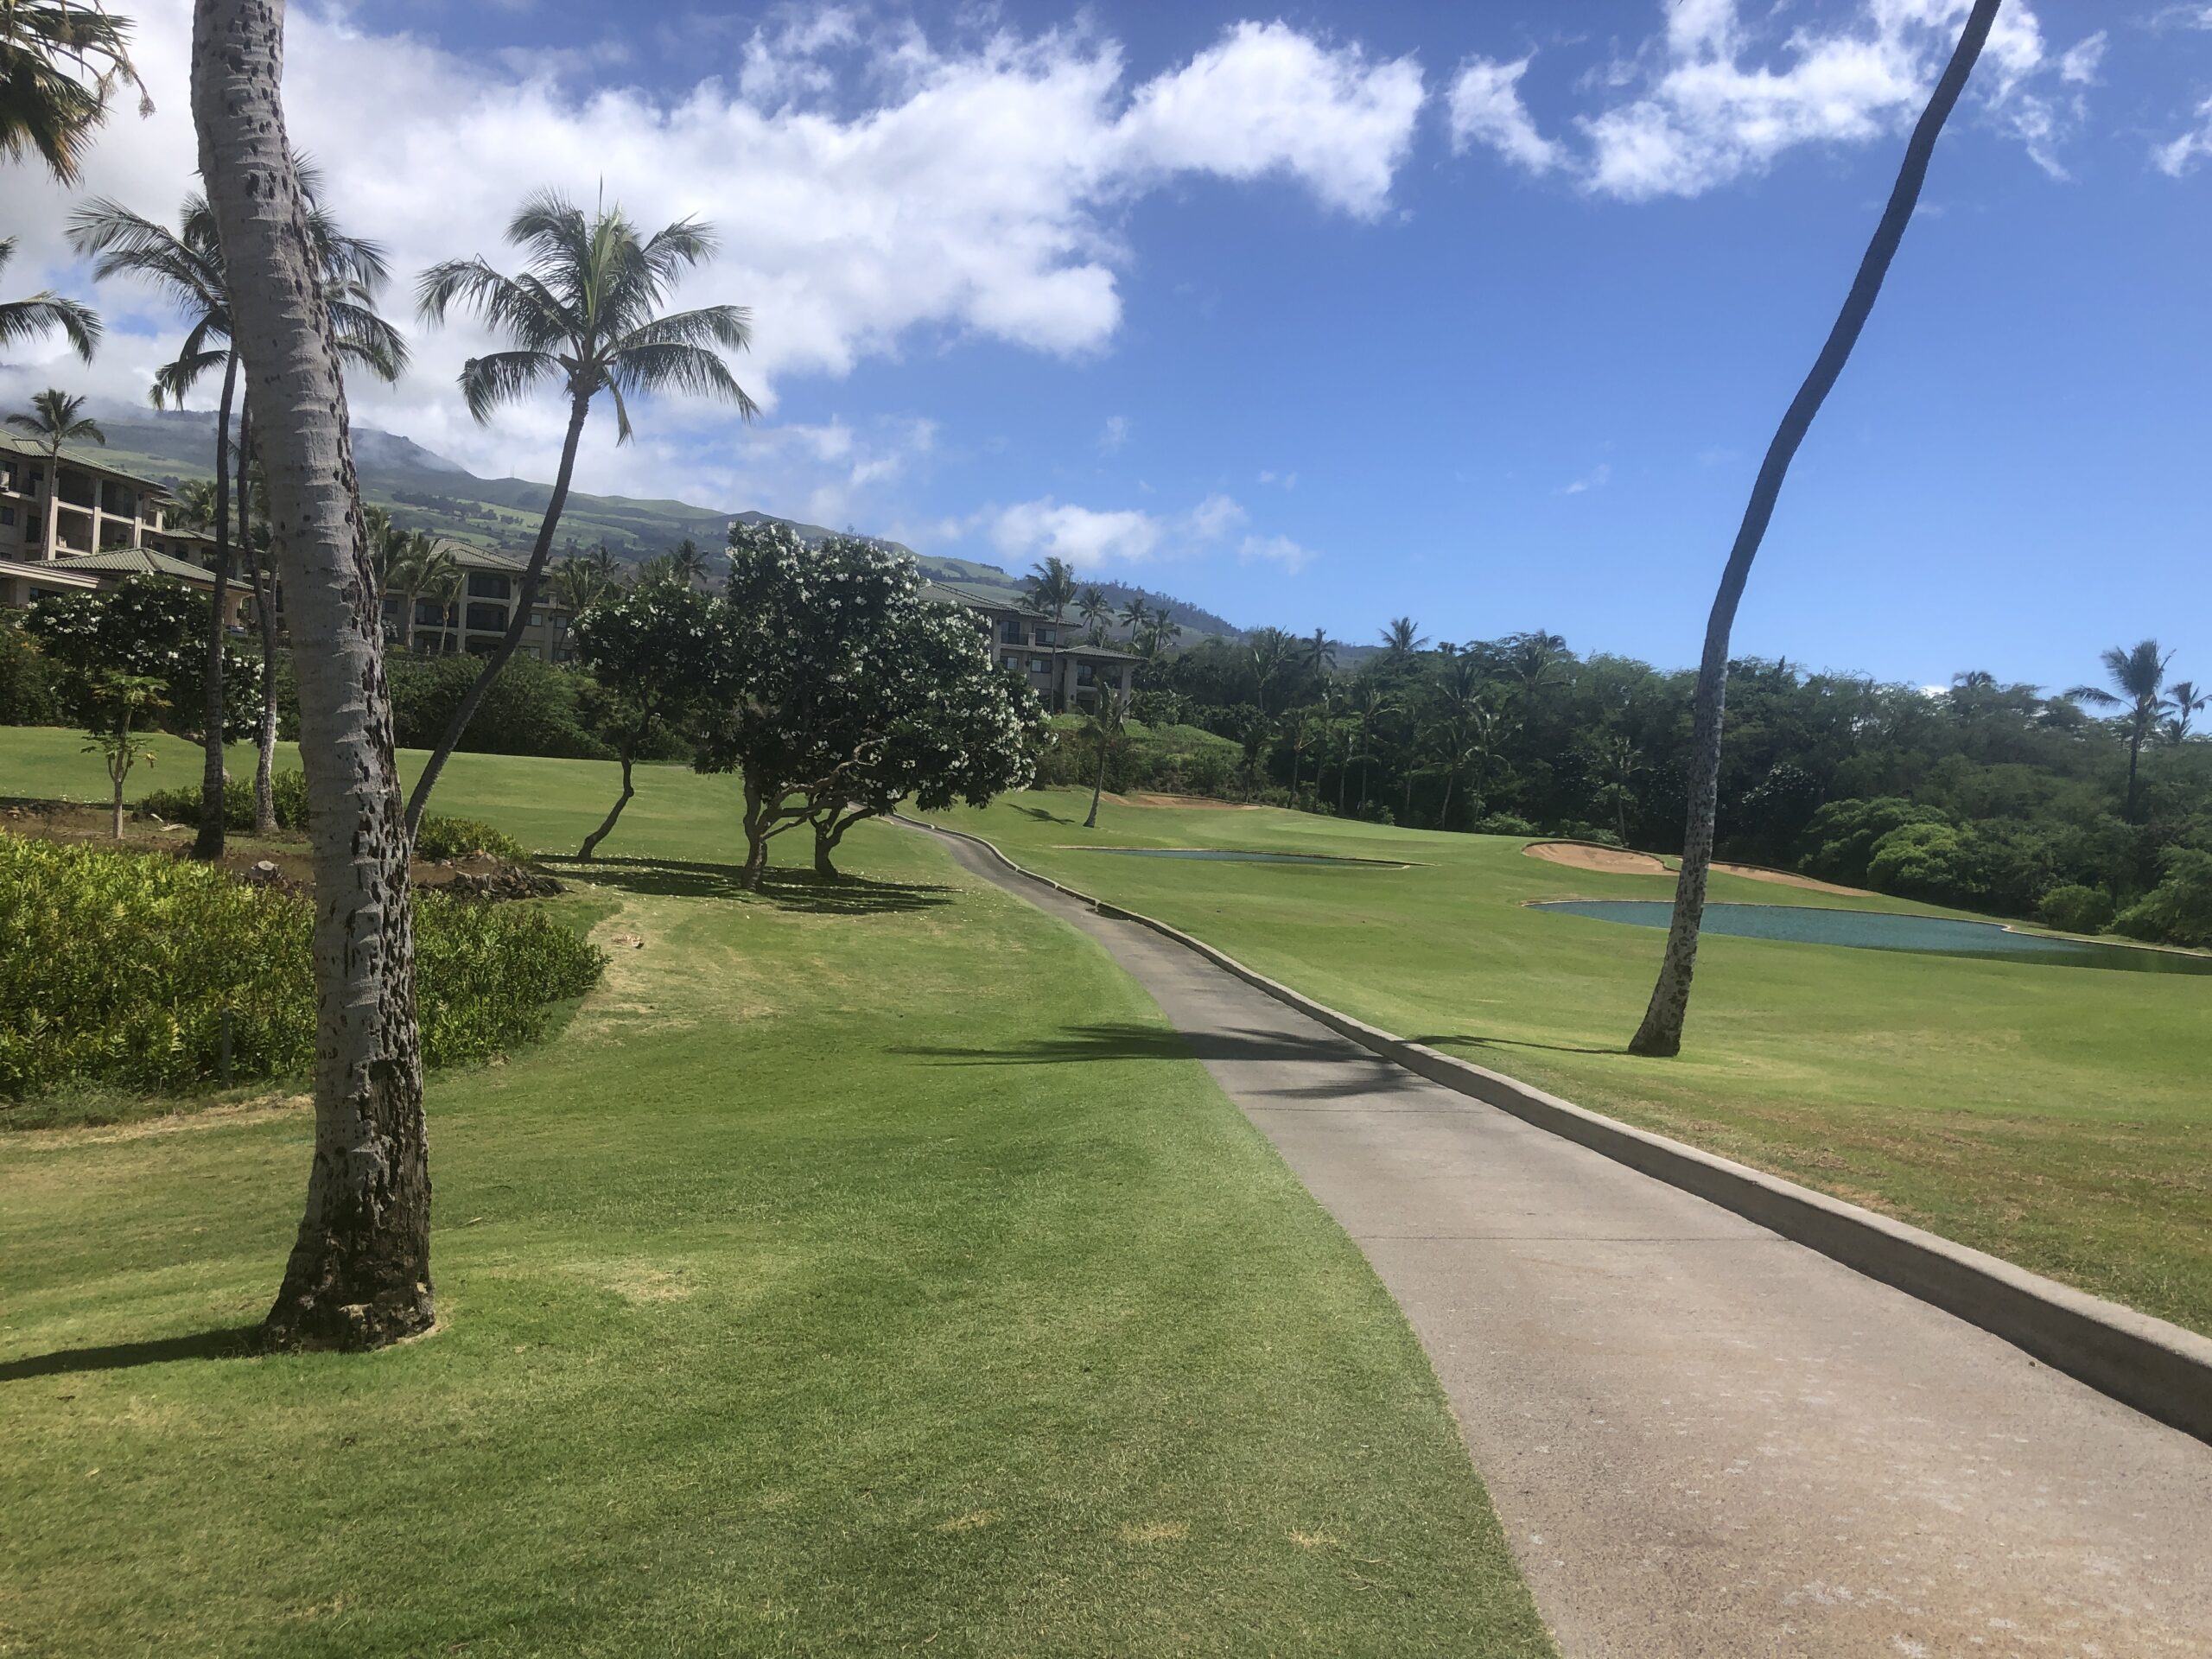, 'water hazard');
1534,899,2212,976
